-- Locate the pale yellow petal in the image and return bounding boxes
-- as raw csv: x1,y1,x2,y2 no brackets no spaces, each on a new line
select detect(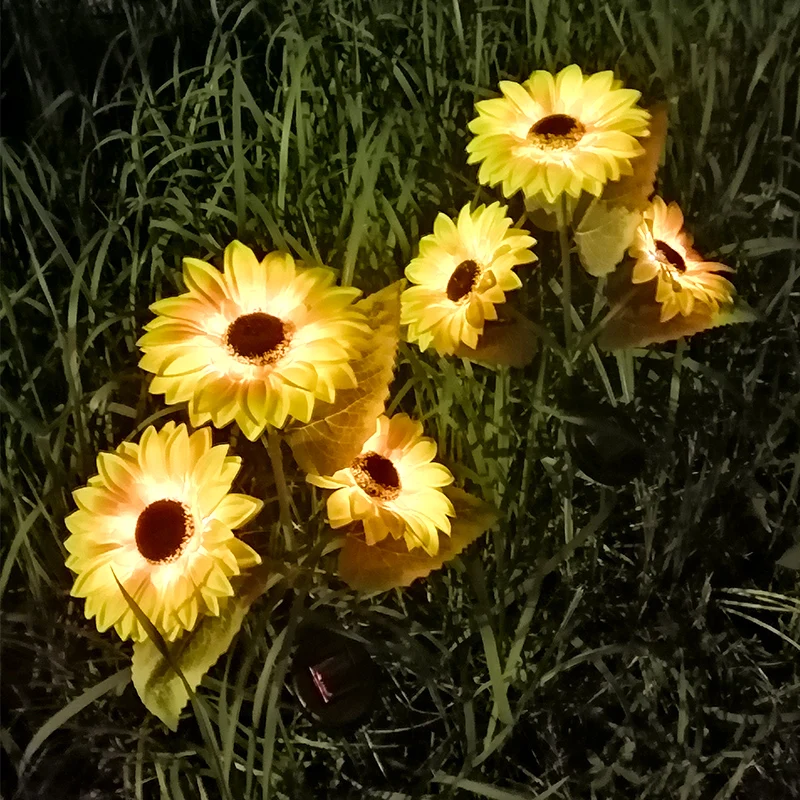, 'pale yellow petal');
224,240,261,303
182,257,227,304
212,494,264,529
328,488,355,527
